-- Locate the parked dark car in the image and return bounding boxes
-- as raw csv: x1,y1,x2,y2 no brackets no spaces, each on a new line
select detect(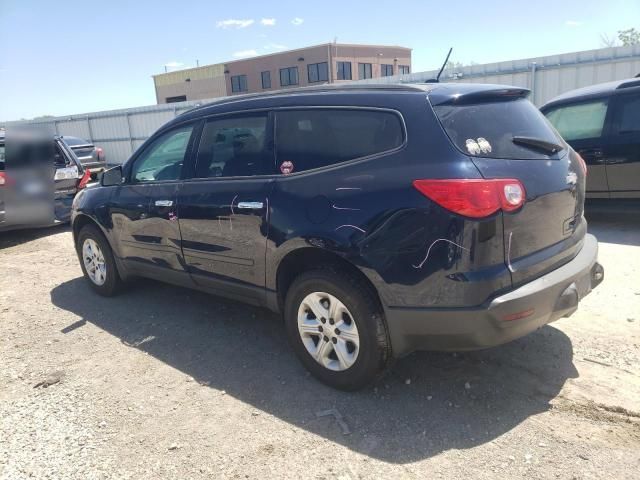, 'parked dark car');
541,77,640,199
71,83,603,389
1,133,91,232
61,136,106,179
